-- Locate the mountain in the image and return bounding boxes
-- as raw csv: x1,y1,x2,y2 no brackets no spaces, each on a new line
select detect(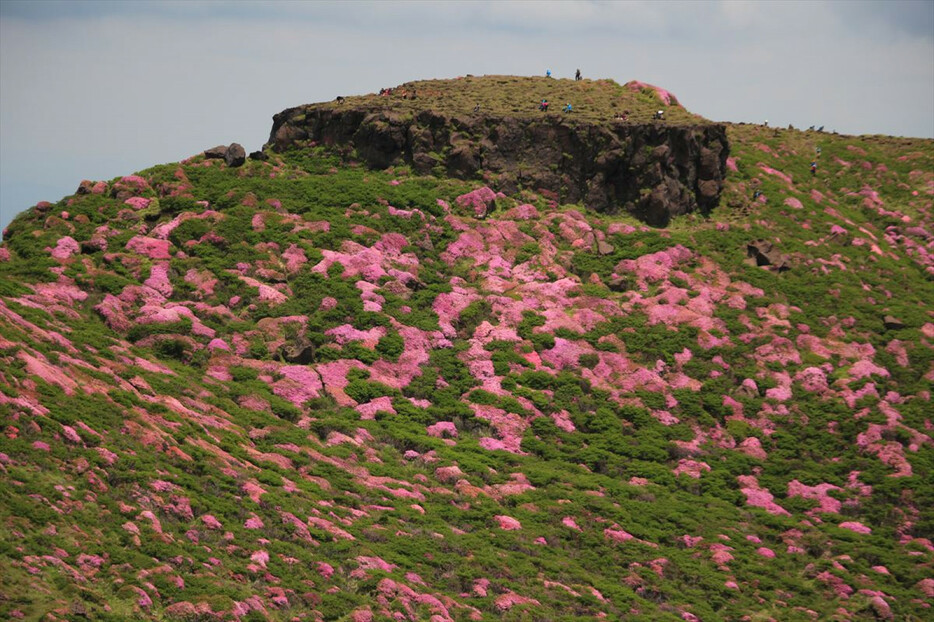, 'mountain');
1,75,932,621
